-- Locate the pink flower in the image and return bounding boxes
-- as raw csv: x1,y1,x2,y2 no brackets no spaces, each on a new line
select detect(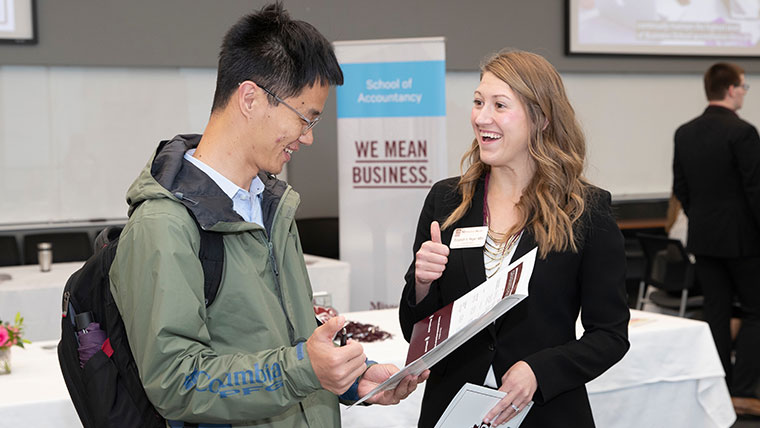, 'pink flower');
0,325,9,347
